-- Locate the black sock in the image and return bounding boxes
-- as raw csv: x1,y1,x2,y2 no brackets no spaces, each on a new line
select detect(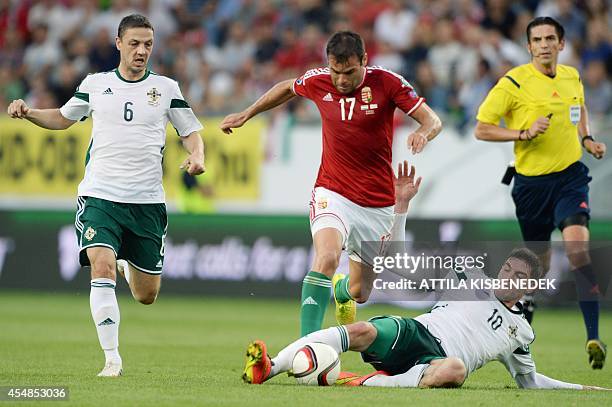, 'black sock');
574,264,600,340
